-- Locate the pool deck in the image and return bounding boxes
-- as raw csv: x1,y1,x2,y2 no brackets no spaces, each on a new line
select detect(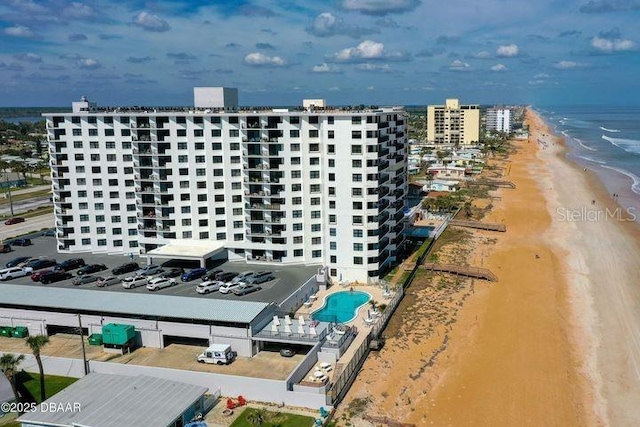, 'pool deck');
295,283,397,386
